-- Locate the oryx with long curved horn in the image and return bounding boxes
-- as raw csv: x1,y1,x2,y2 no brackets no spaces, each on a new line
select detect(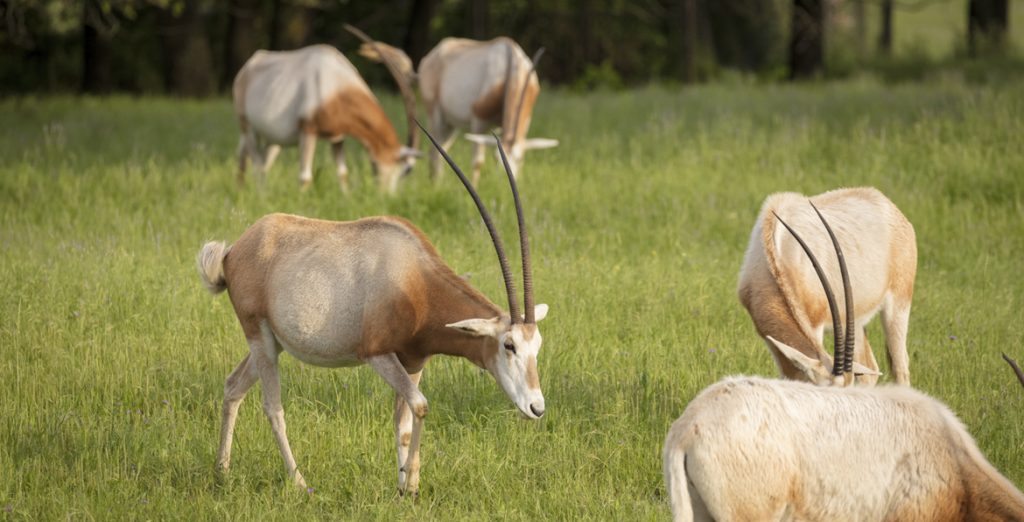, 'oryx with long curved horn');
738,187,917,385
664,201,1024,521
358,37,559,185
232,34,419,193
196,124,547,494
